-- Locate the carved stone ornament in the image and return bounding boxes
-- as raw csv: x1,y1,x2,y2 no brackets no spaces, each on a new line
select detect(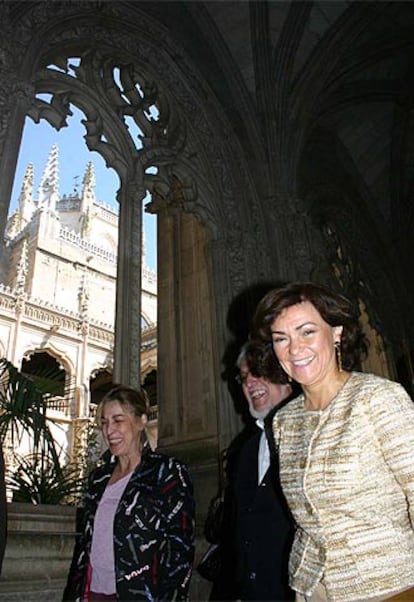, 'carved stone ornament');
7,1,263,277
